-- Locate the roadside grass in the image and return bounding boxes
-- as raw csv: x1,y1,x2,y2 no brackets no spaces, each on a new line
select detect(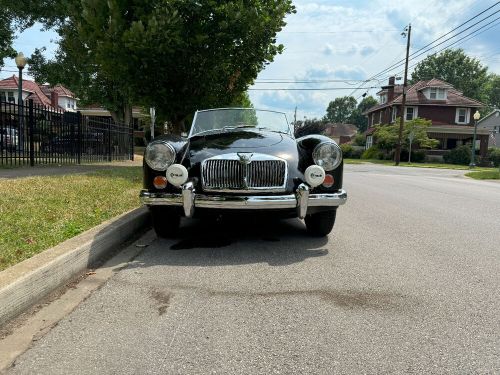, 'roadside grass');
465,170,500,180
0,166,142,271
345,158,495,171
